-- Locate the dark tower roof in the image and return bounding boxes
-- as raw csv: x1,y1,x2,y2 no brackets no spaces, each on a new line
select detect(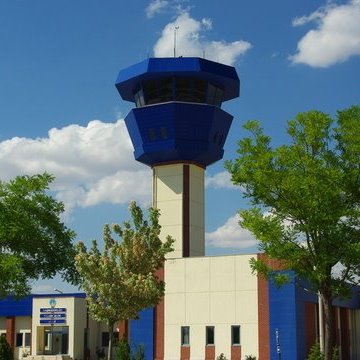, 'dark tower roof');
115,57,240,168
116,57,239,103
